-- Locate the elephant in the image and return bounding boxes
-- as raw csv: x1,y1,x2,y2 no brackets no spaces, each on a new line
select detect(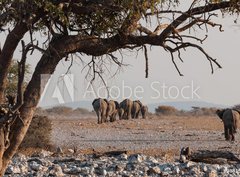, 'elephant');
106,100,119,122
131,100,143,119
141,105,148,119
119,99,133,120
118,107,124,120
216,109,240,141
92,98,109,124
